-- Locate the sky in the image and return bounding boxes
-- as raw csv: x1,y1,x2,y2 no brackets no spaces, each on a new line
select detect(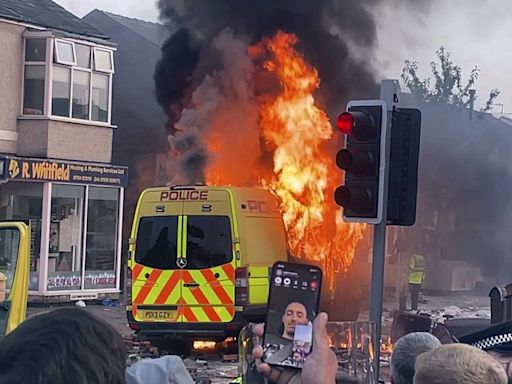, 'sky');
54,0,512,114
